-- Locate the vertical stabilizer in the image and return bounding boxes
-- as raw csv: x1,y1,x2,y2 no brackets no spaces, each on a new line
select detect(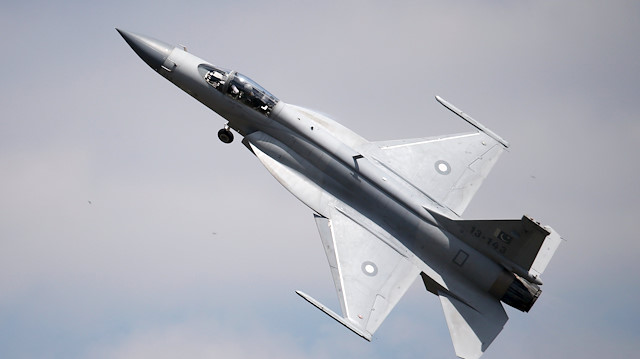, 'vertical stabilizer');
430,212,563,284
529,226,563,278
